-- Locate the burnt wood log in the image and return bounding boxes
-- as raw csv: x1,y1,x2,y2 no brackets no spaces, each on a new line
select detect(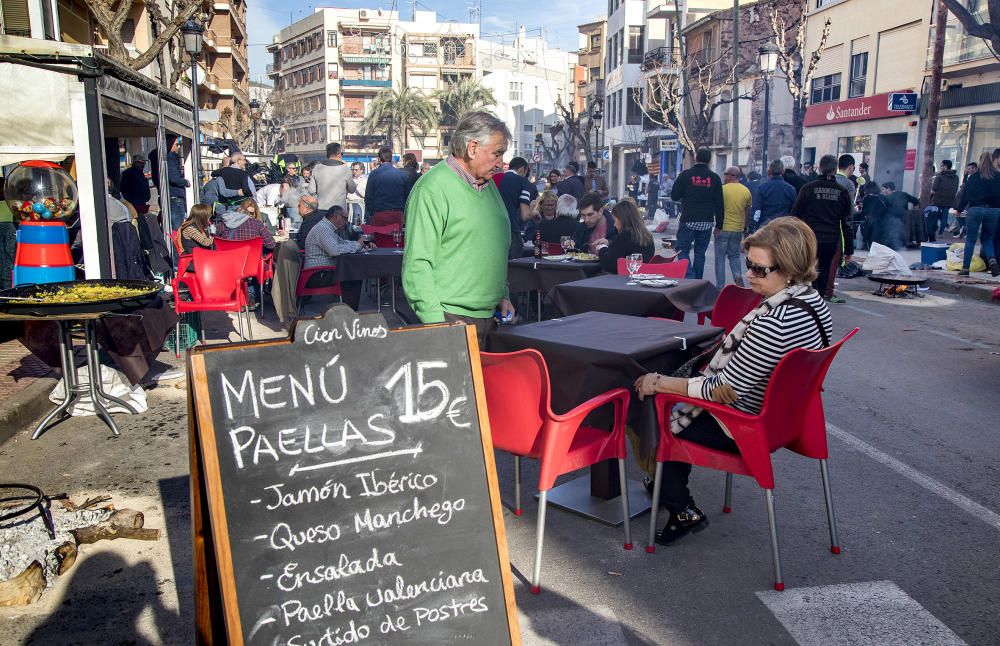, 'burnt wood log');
55,541,78,575
0,561,46,607
70,509,160,544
